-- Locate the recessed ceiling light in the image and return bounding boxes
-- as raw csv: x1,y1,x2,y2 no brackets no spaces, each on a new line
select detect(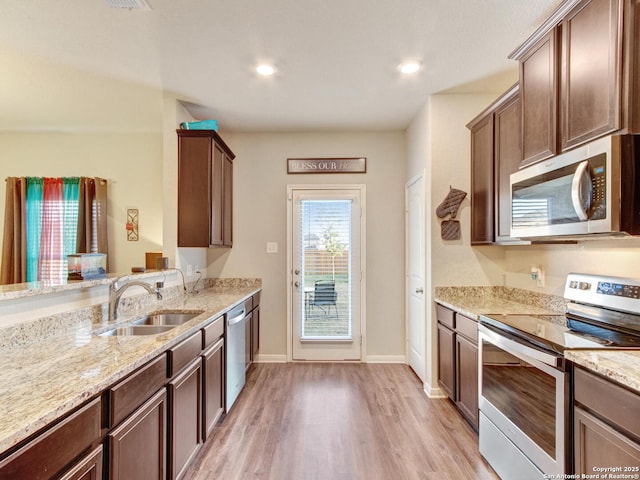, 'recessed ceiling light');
399,62,421,74
256,64,275,76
